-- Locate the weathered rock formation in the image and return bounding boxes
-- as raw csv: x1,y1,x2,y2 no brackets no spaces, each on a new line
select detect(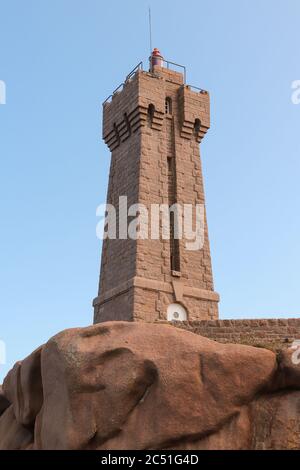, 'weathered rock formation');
0,321,300,450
